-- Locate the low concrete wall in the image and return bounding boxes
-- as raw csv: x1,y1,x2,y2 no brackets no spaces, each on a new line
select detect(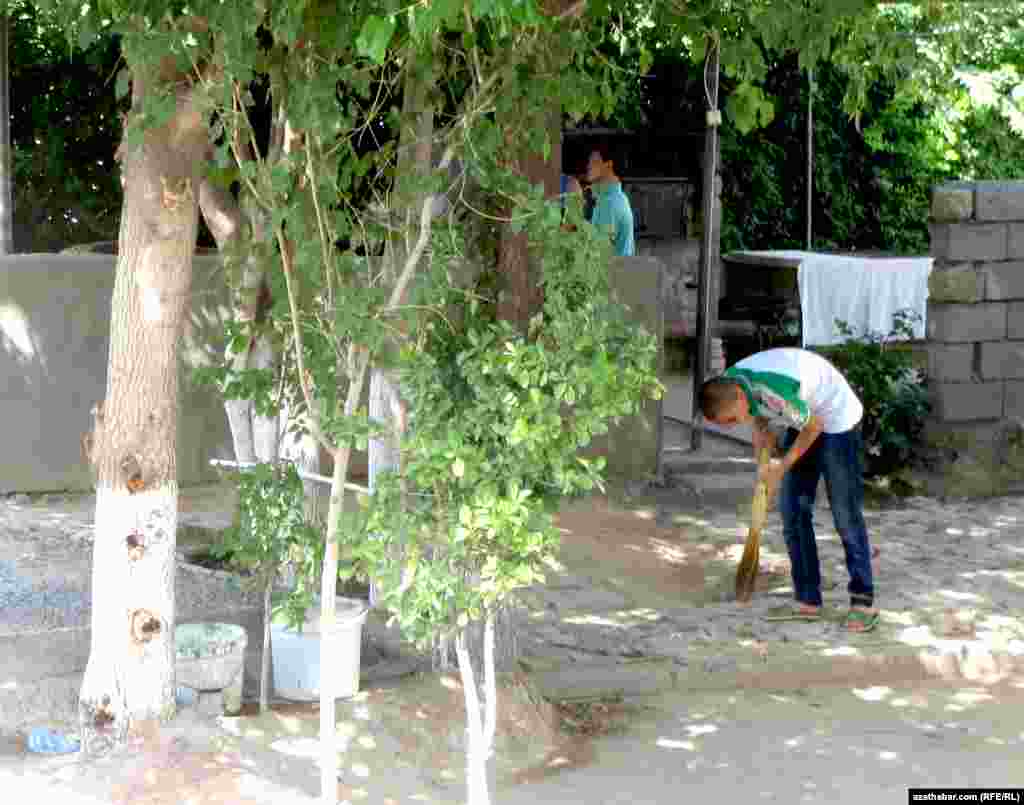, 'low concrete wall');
0,254,234,493
584,256,664,480
0,252,666,493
